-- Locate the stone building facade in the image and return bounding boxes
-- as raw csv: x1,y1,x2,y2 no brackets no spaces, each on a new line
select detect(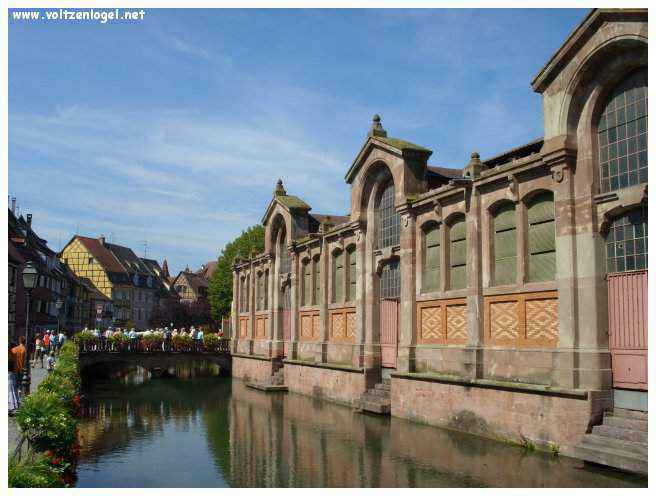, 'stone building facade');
231,9,647,455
